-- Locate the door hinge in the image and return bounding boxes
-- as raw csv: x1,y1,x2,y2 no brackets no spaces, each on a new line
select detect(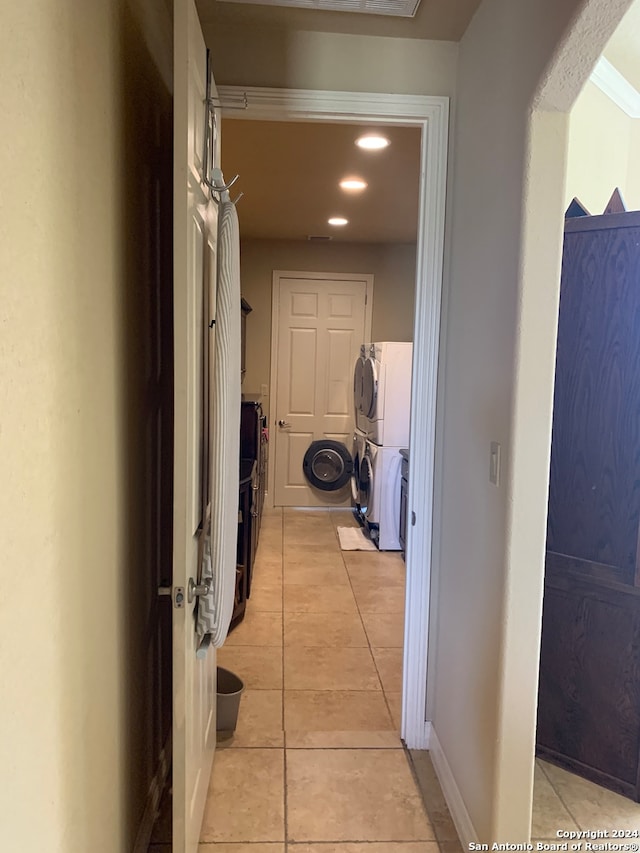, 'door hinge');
411,511,416,526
